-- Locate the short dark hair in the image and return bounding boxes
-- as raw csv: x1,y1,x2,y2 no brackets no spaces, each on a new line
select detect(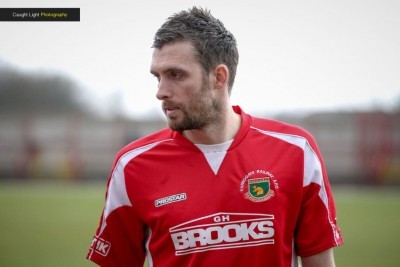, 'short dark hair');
152,7,239,93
